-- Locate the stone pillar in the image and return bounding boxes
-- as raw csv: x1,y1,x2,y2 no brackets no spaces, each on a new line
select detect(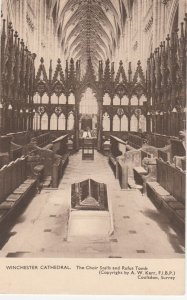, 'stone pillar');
74,94,80,151
97,98,103,151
